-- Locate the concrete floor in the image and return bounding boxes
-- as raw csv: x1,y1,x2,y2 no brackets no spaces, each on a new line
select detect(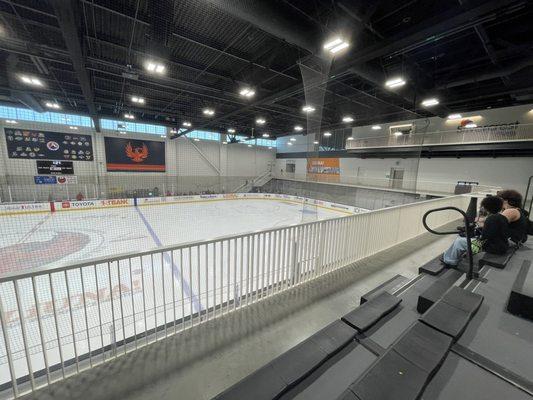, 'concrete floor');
20,232,455,400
